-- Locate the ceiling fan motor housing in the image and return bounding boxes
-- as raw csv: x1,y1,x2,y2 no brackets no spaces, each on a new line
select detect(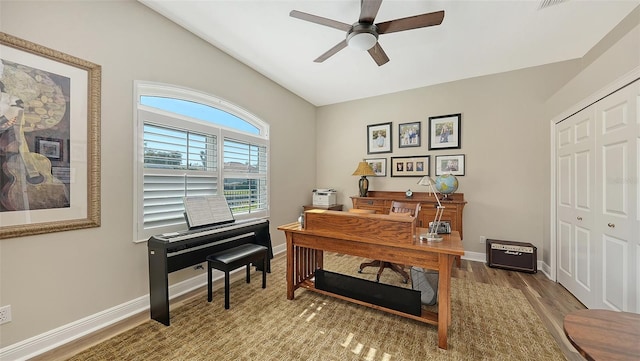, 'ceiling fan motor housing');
347,23,379,50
